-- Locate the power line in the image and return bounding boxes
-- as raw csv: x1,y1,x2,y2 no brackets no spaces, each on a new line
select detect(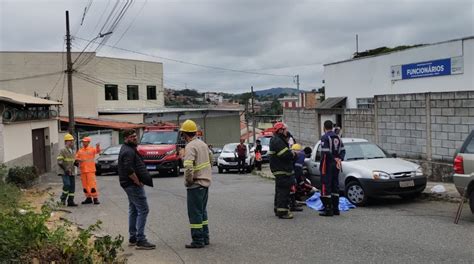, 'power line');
73,36,294,77
0,71,63,82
